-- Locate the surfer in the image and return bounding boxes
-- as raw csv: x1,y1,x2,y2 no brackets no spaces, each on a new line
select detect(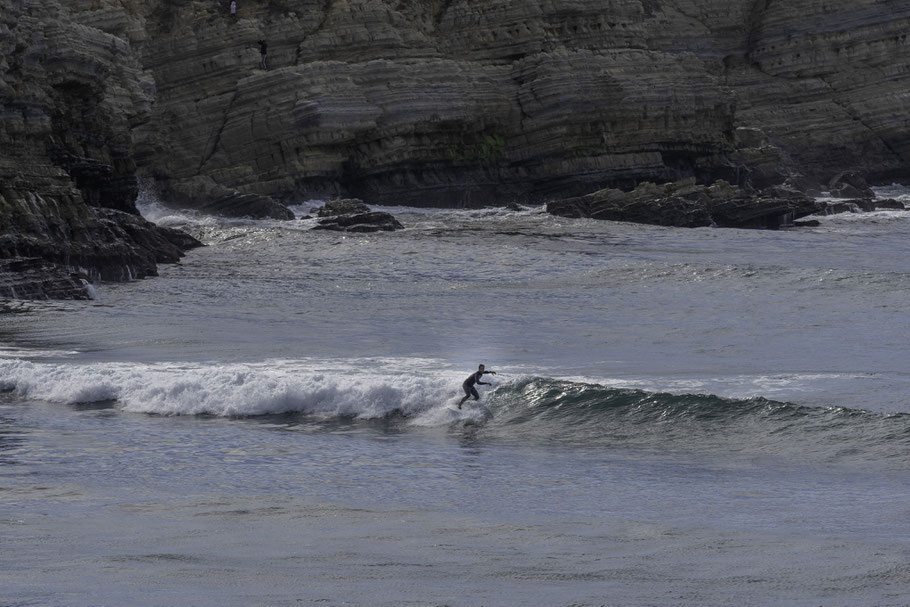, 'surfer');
458,364,496,408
